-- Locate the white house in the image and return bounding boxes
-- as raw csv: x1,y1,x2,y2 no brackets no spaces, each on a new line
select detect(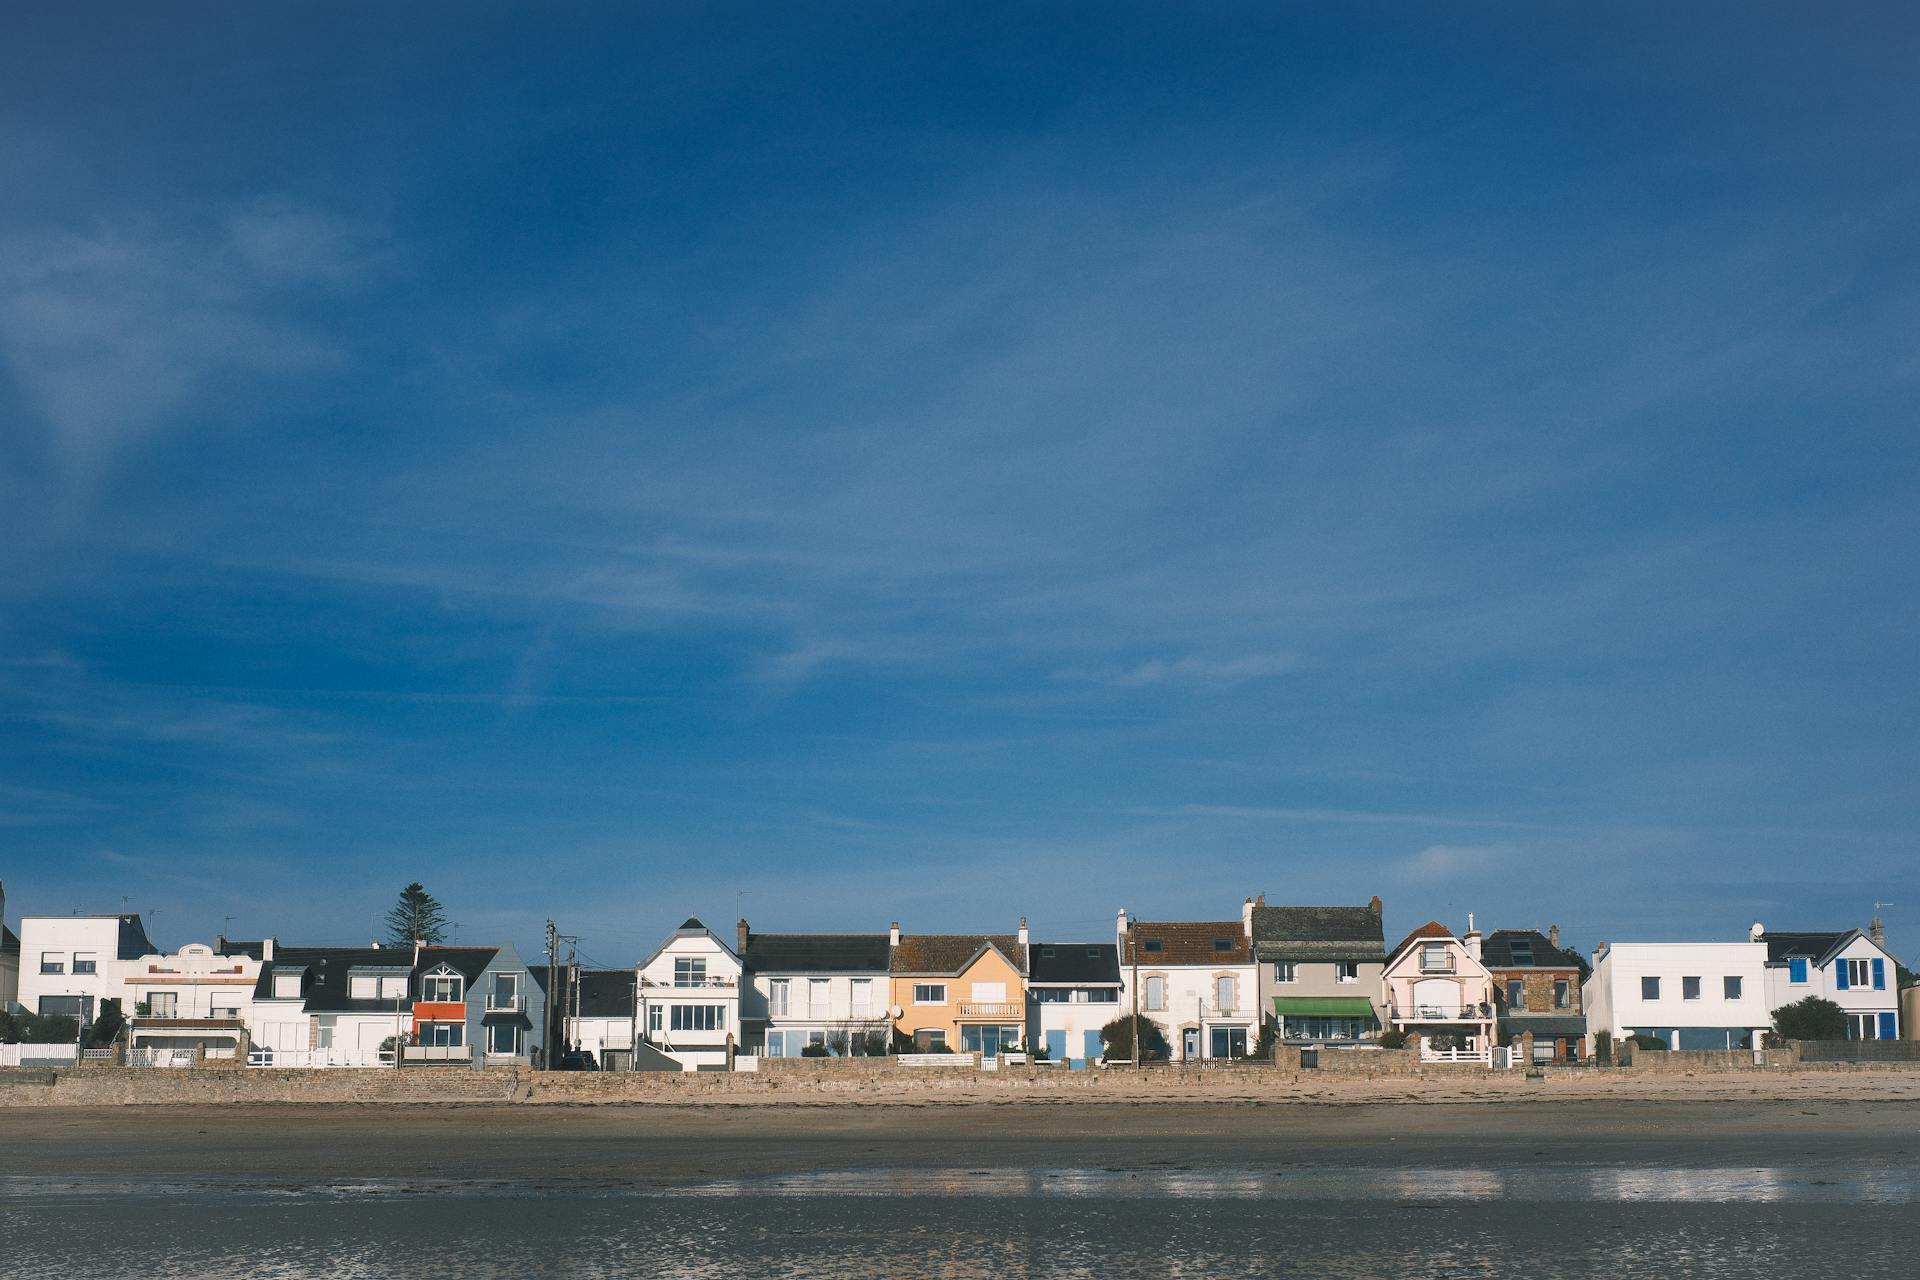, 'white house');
1118,901,1261,1061
737,920,891,1058
121,941,264,1063
1583,939,1769,1052
637,918,743,1071
15,912,161,1029
563,968,637,1069
246,942,416,1066
1380,918,1496,1063
1026,939,1122,1067
1758,921,1901,1042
